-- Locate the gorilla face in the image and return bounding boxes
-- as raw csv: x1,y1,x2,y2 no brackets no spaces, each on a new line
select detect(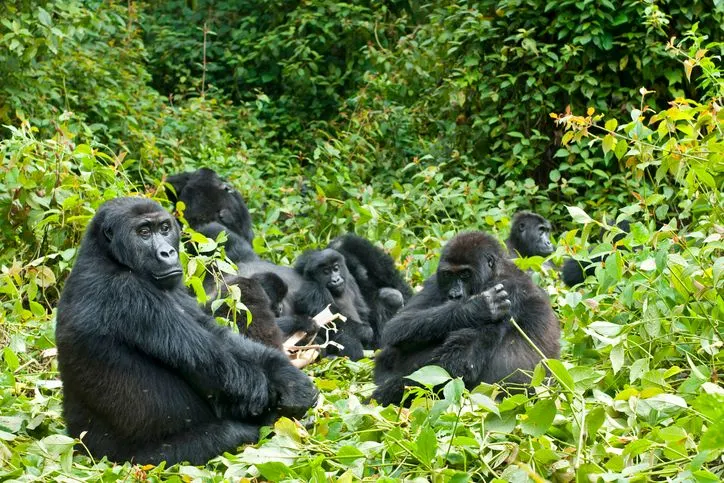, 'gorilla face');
305,249,348,297
102,202,183,290
509,212,554,258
